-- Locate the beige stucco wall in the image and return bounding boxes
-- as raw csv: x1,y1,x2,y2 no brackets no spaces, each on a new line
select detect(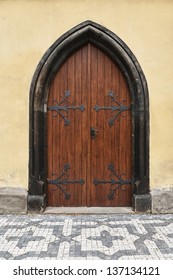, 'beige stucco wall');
0,0,173,190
